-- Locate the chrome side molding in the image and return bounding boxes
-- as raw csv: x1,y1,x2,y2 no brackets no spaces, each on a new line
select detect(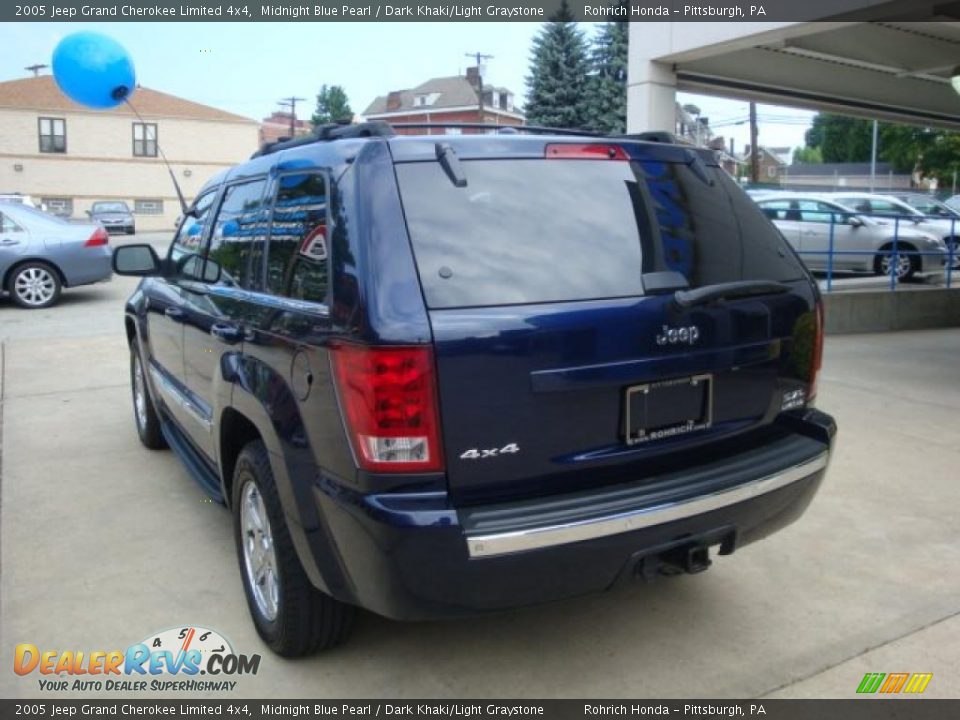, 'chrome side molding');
466,451,829,559
148,363,213,434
